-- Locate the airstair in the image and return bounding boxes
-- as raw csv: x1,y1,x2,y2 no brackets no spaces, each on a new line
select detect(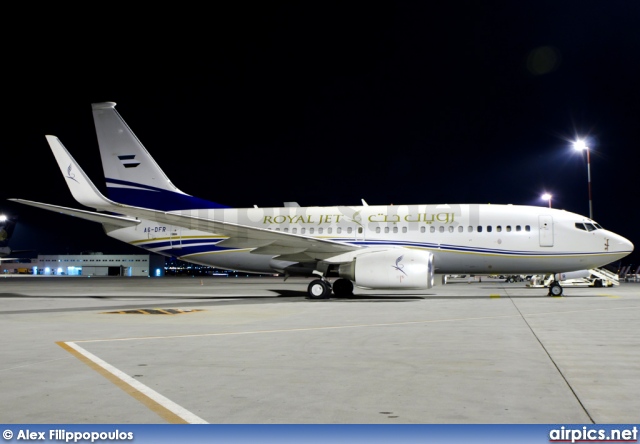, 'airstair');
589,267,619,286
529,268,619,288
